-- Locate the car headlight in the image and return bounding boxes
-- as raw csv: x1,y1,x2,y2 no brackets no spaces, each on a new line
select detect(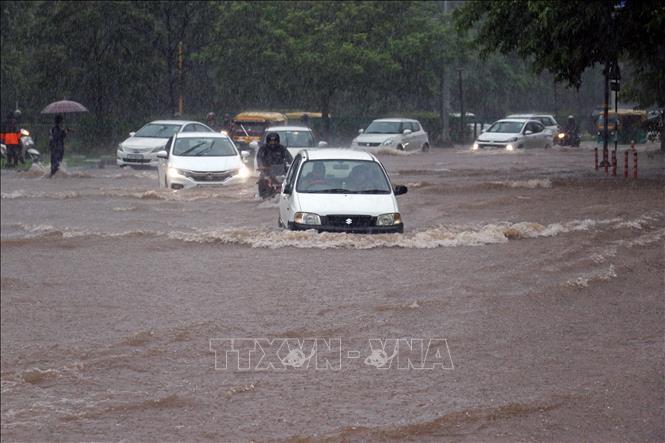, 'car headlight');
235,165,250,179
168,166,185,177
151,146,165,153
382,138,393,146
294,212,321,225
376,213,402,226
472,143,479,150
506,144,514,151
508,137,518,142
